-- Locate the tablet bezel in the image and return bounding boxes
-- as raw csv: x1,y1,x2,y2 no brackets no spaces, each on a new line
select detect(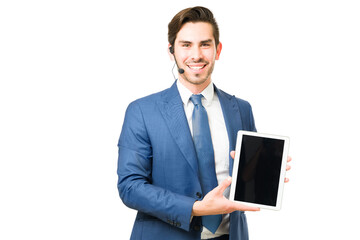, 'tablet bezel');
229,130,290,210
